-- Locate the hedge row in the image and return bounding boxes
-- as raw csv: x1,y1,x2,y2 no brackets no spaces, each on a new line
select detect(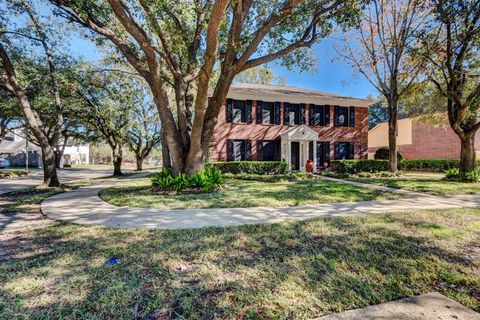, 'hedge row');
332,158,480,174
332,160,390,174
399,159,479,172
206,161,288,175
